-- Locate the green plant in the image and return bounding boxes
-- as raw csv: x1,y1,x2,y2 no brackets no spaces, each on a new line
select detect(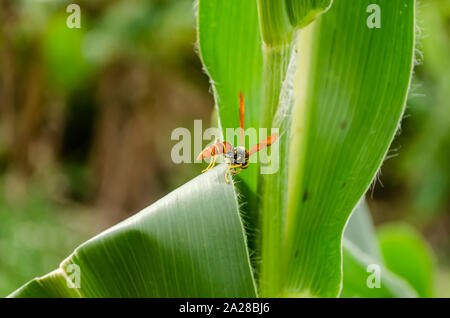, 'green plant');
9,0,434,298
